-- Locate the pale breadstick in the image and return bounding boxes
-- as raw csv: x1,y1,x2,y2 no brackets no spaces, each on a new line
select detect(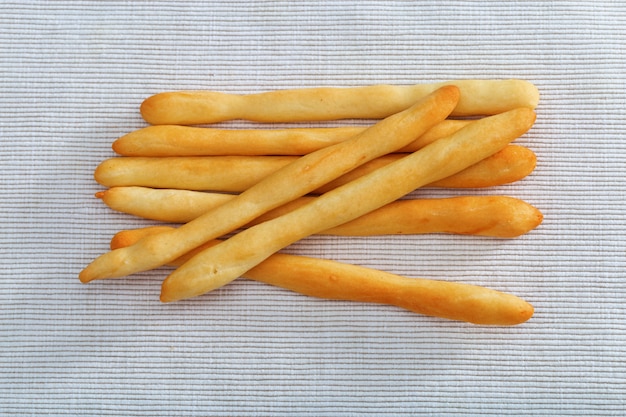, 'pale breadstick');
110,227,533,325
140,79,538,125
111,120,470,157
96,187,237,223
94,144,536,192
98,187,542,238
79,86,460,282
160,108,536,302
